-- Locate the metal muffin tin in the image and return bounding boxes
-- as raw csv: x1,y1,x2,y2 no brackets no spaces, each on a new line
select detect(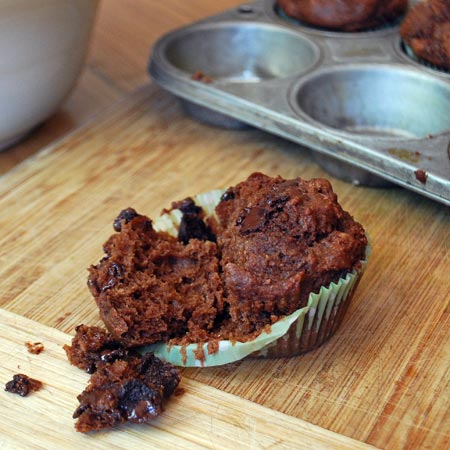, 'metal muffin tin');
149,0,450,206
